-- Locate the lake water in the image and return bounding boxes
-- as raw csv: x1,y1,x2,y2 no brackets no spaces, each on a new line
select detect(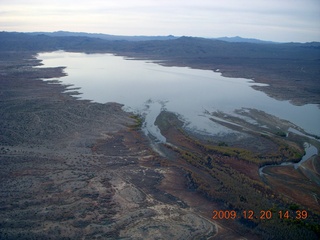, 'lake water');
36,51,320,141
